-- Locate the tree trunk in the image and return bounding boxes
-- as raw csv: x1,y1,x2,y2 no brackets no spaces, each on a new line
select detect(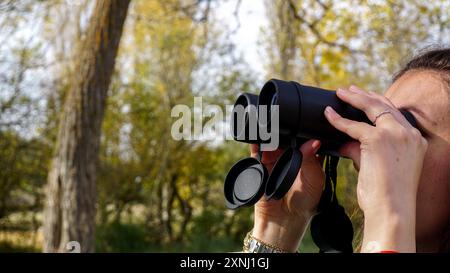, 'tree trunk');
43,0,131,253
